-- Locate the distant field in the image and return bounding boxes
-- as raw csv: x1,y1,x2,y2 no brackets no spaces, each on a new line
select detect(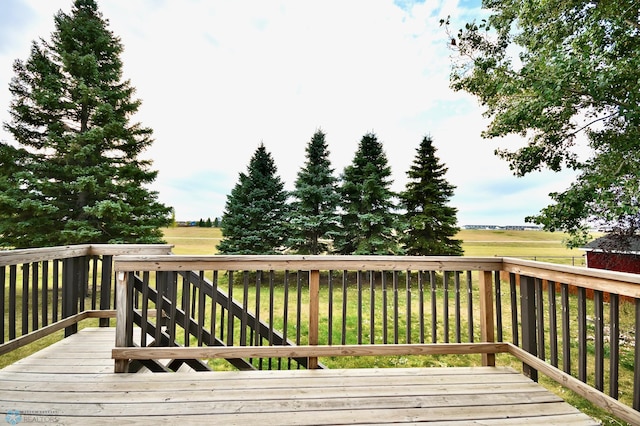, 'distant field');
456,229,597,265
161,227,599,264
161,227,222,254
